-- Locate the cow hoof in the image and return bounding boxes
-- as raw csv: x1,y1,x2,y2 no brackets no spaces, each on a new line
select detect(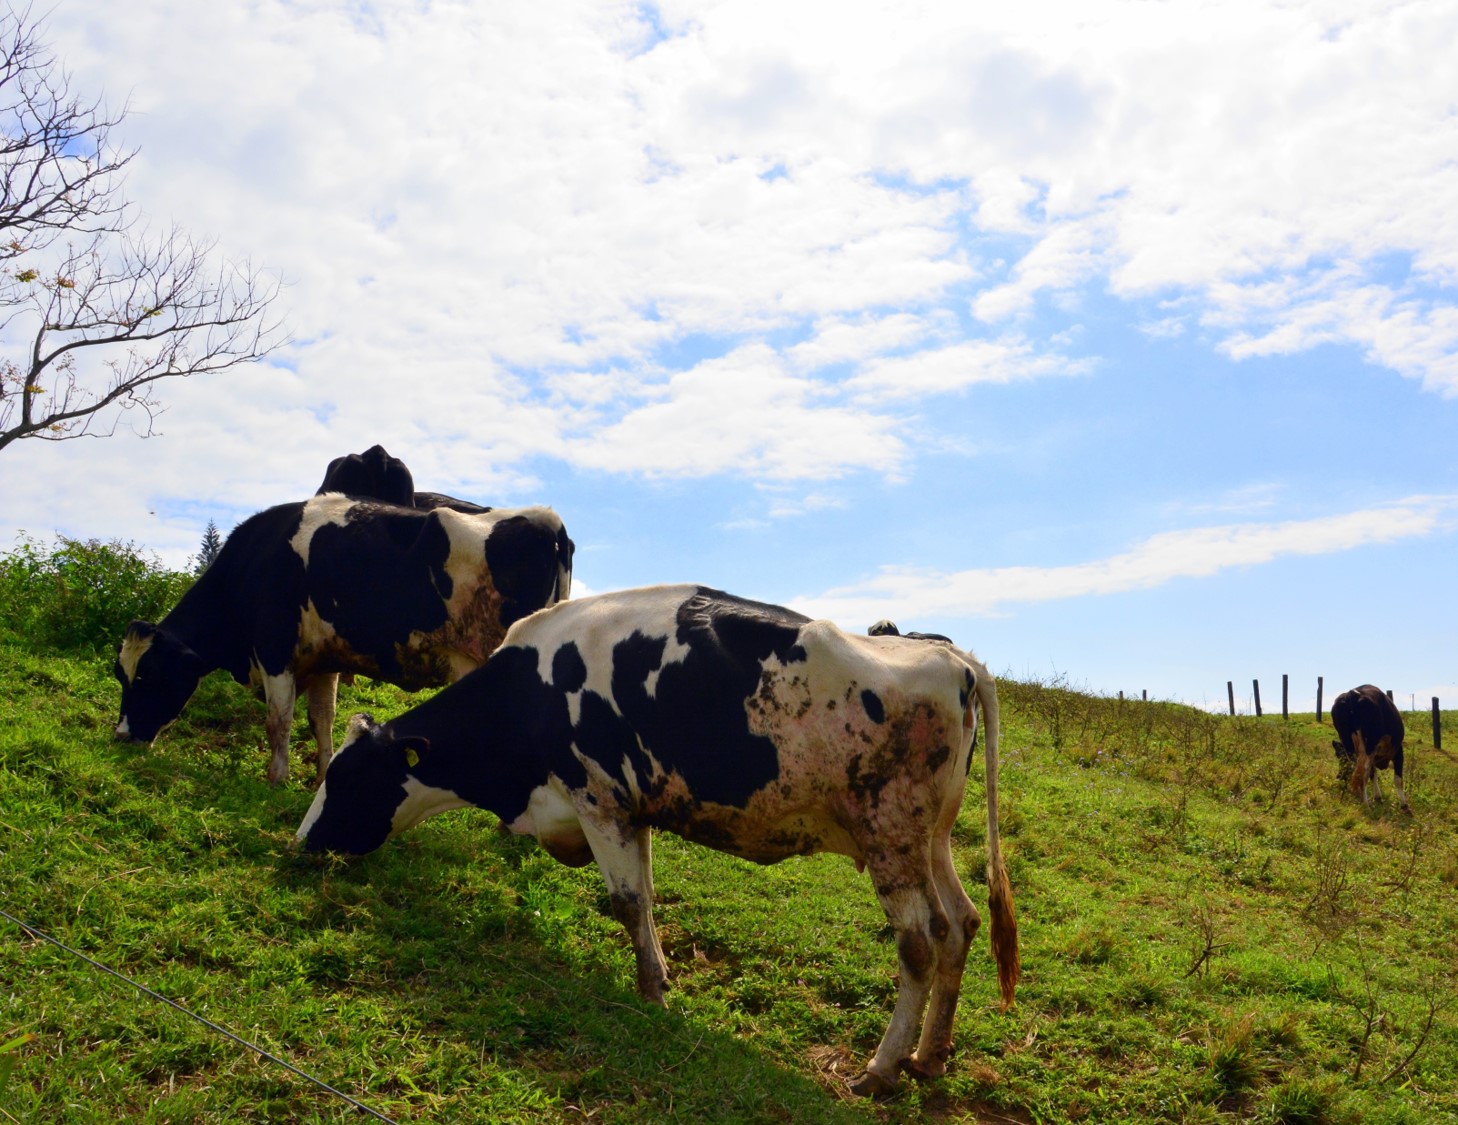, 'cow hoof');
849,1070,898,1098
903,1053,947,1081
